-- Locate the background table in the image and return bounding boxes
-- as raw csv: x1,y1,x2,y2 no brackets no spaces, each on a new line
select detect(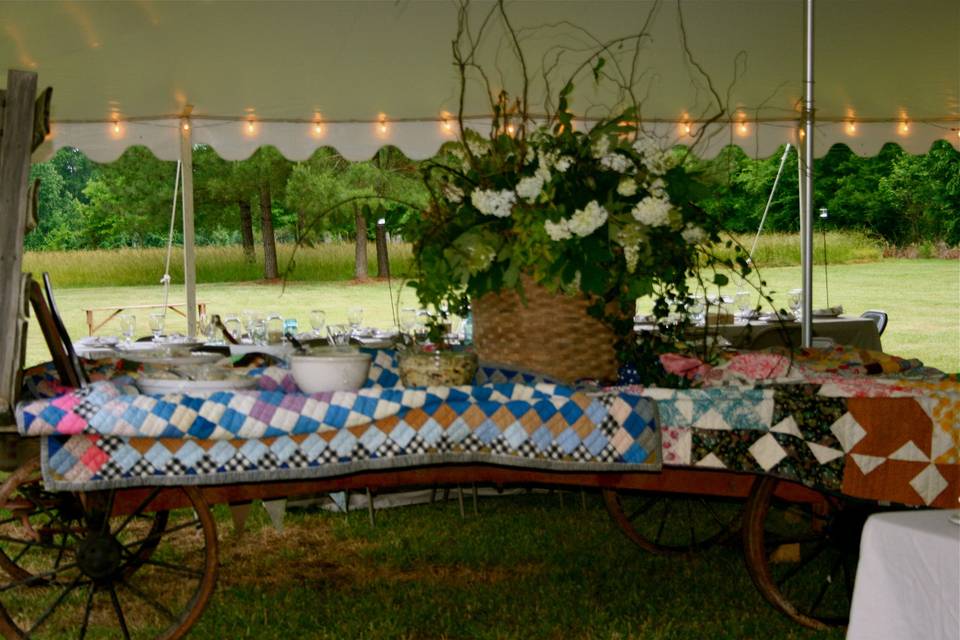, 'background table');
847,510,960,640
